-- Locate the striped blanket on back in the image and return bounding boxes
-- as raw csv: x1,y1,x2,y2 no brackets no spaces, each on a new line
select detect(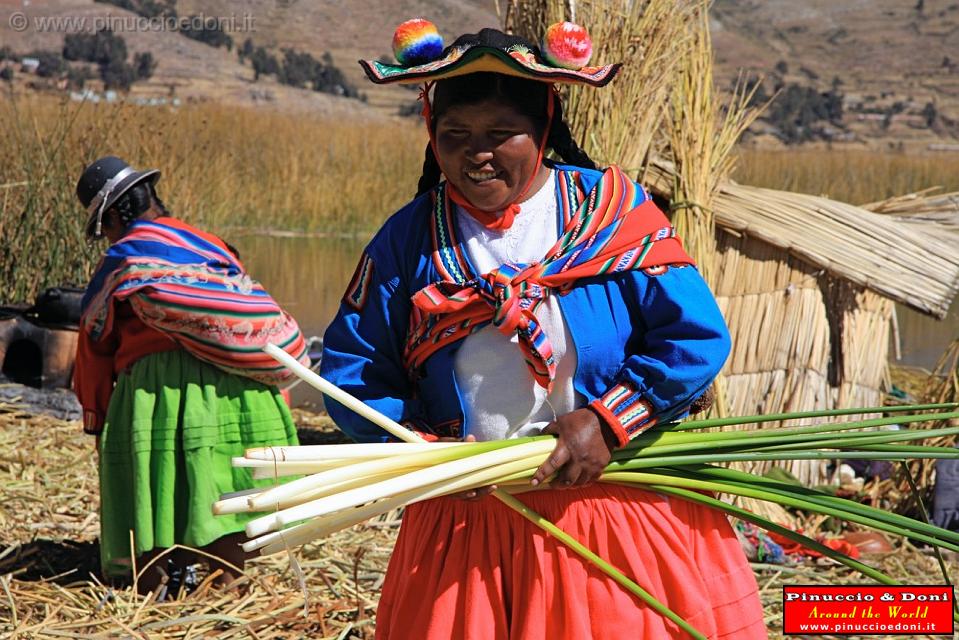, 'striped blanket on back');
81,218,309,385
